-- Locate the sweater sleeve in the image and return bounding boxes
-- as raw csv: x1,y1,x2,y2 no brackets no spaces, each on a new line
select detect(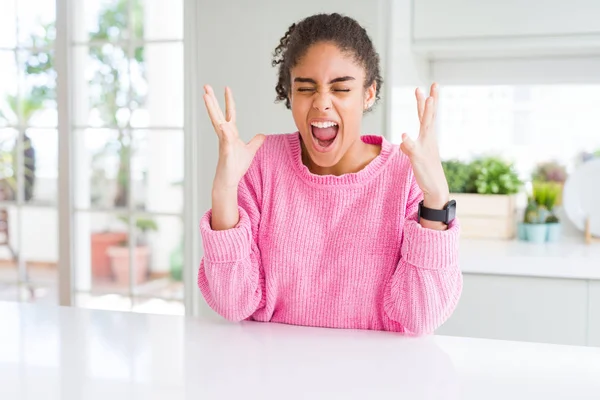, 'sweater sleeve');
197,159,265,322
384,170,463,335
